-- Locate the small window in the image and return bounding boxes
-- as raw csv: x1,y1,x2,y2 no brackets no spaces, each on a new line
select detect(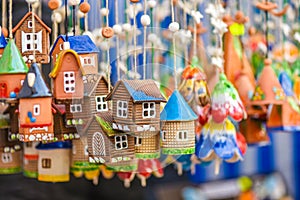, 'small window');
1,153,12,163
142,102,156,118
161,131,167,141
115,135,128,150
26,142,33,148
27,35,31,40
21,80,24,86
64,71,76,93
28,21,33,28
176,131,188,141
59,43,64,50
117,101,128,118
42,158,51,168
134,137,142,146
95,96,108,112
81,57,95,67
33,104,40,116
70,104,82,113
